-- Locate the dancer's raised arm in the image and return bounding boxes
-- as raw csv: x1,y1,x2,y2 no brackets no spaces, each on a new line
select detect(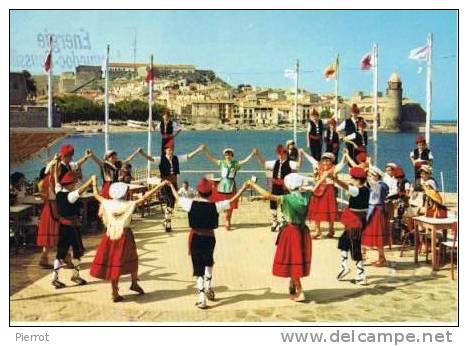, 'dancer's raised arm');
86,149,105,168
247,180,281,202
202,146,219,165
75,151,91,168
342,148,357,168
299,148,318,169
239,148,256,166
122,148,143,164
134,181,170,206
187,145,205,159
138,149,159,163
